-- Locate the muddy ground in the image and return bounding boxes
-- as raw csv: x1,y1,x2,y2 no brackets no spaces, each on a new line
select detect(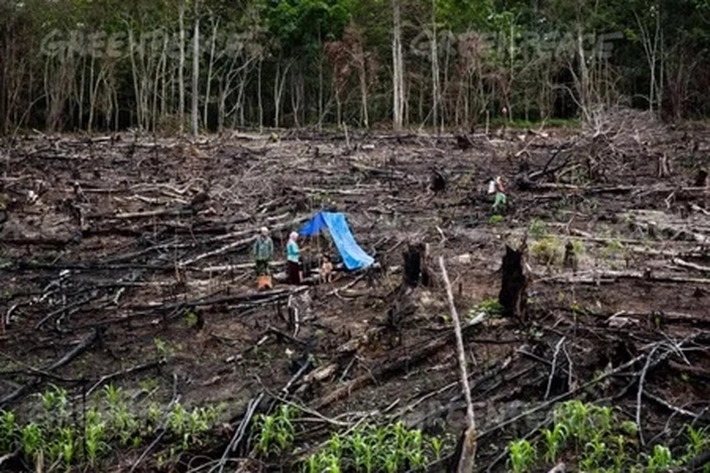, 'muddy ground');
1,109,710,472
